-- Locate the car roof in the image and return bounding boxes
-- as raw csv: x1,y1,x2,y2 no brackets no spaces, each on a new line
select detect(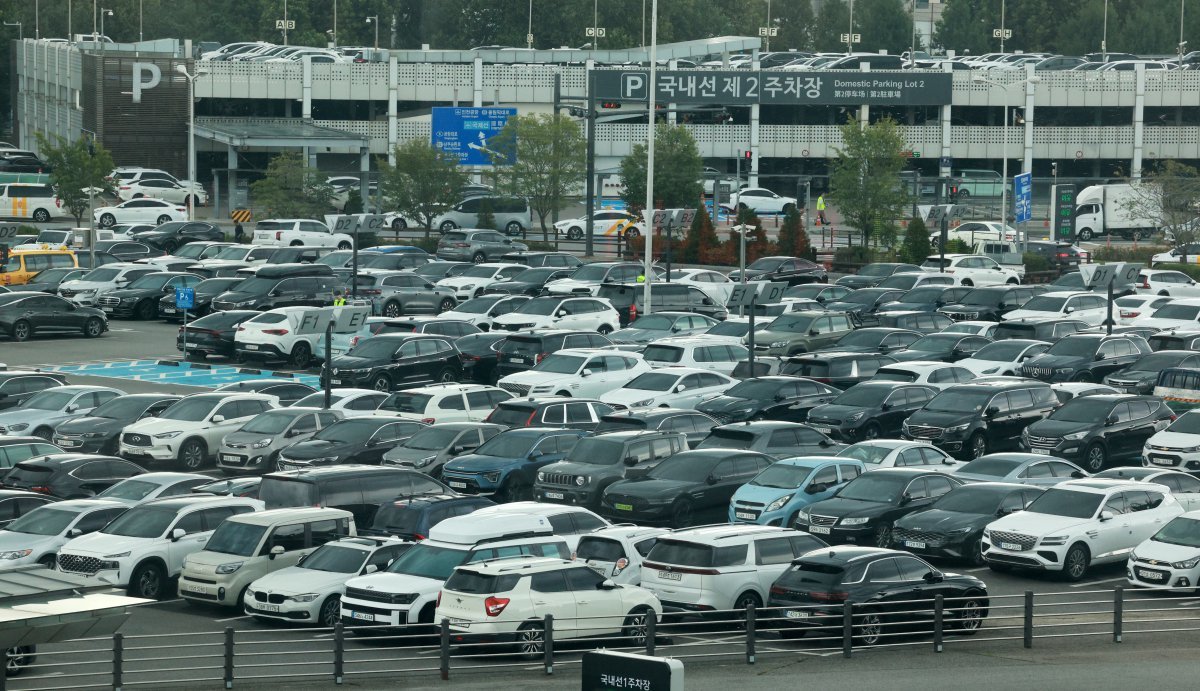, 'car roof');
664,524,804,543
795,545,895,565
139,494,257,510
714,421,814,432
776,456,849,468
228,507,353,525
120,472,209,485
1057,479,1167,494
